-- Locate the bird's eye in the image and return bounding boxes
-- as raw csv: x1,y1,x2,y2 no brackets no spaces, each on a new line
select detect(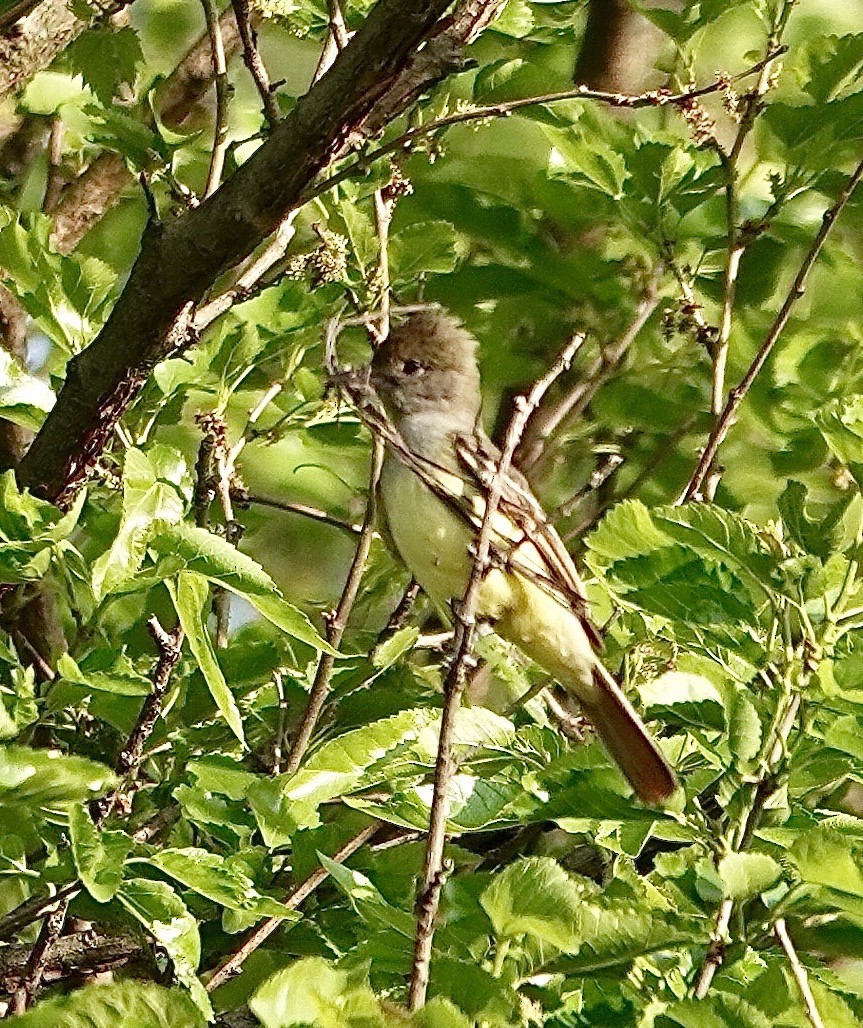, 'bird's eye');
401,359,424,376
